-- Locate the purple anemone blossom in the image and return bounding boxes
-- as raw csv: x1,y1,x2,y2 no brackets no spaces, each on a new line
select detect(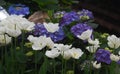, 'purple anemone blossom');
59,11,79,27
33,24,65,42
8,4,30,16
77,9,94,21
70,23,92,37
95,49,112,64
